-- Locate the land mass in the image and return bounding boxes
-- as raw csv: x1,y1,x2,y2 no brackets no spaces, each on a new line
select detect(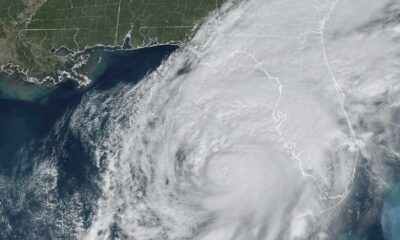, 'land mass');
0,0,222,85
